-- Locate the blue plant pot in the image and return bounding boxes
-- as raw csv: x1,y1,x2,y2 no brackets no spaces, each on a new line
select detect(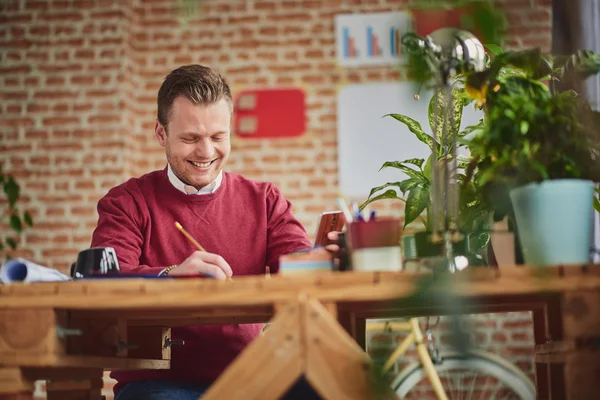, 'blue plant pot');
510,179,594,266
